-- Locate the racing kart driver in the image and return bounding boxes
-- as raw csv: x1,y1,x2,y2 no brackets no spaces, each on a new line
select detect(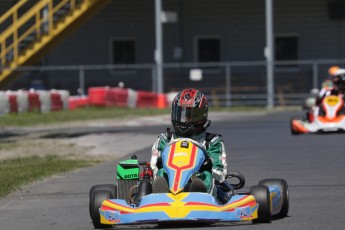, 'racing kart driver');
312,66,345,118
317,66,345,103
150,88,228,195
